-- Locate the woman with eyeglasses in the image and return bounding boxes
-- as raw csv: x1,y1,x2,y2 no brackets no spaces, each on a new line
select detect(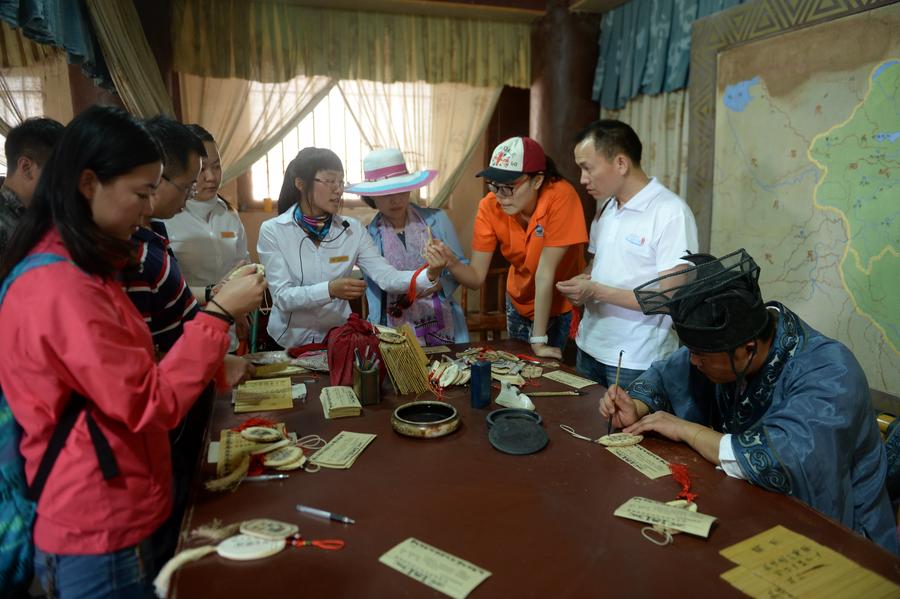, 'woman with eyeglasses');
345,148,469,346
426,136,588,359
258,148,445,348
0,106,266,597
163,126,252,328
